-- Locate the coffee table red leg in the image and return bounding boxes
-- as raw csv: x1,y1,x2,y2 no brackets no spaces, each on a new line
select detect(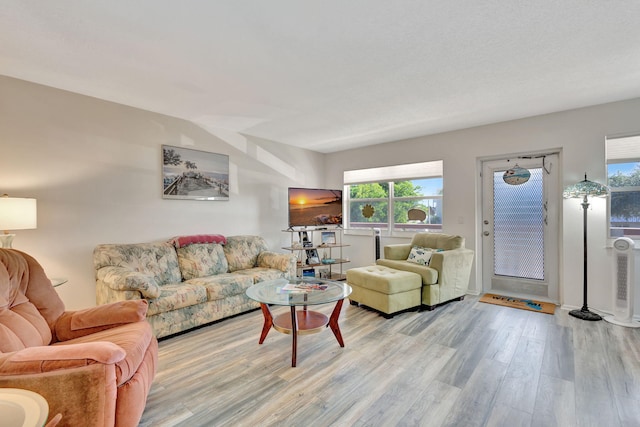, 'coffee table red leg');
328,299,345,347
290,306,298,367
258,303,273,344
